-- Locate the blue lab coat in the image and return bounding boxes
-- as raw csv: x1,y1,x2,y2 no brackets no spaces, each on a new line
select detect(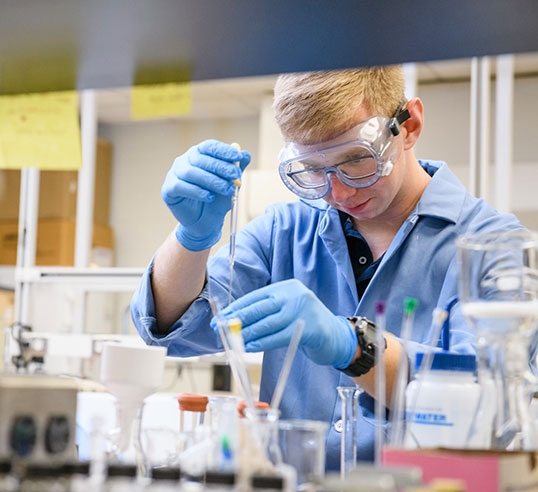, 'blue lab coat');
131,160,525,469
